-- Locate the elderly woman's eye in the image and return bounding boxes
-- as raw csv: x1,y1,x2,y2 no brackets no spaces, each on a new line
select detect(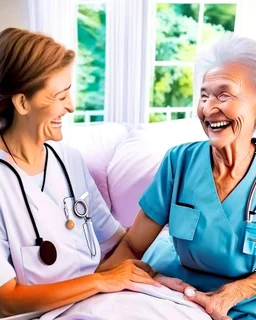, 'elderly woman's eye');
218,93,231,101
201,94,208,101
